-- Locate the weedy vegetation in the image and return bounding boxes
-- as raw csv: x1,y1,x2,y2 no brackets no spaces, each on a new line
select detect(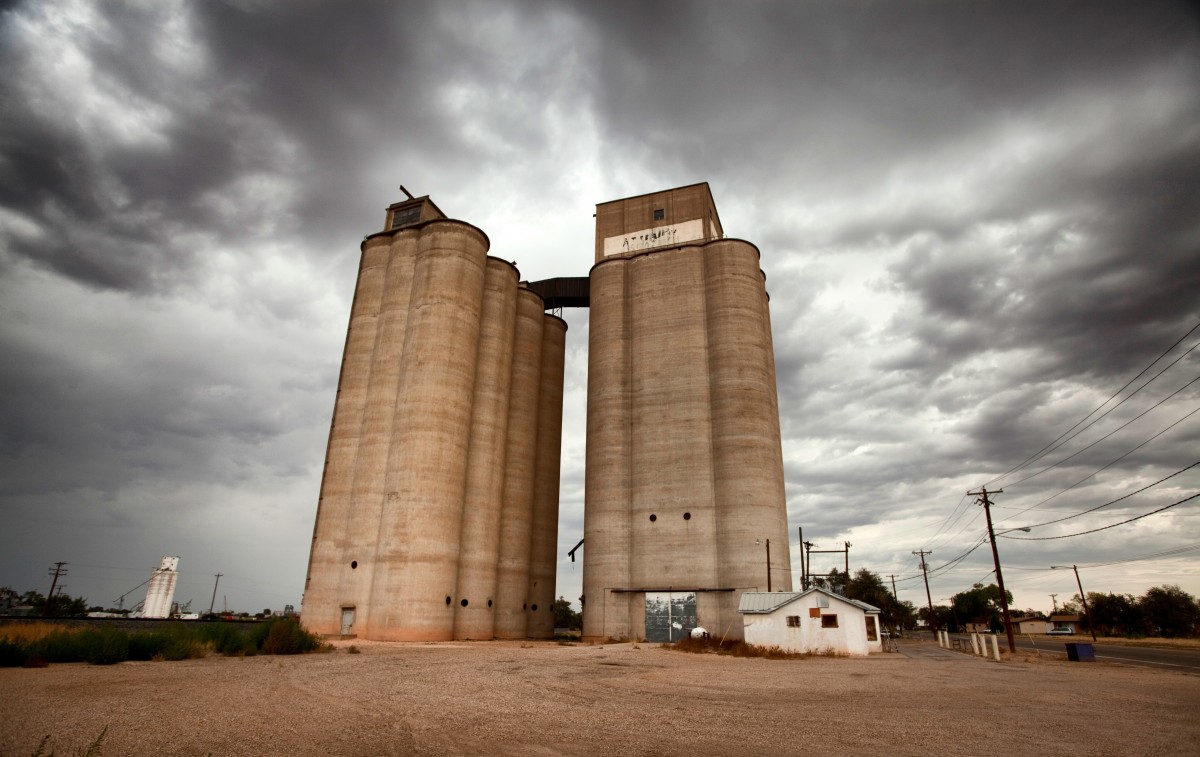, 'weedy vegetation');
0,617,330,667
669,635,837,659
